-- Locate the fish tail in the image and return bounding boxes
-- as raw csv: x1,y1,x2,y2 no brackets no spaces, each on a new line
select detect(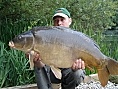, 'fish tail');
98,65,110,87
107,57,118,75
98,57,118,87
